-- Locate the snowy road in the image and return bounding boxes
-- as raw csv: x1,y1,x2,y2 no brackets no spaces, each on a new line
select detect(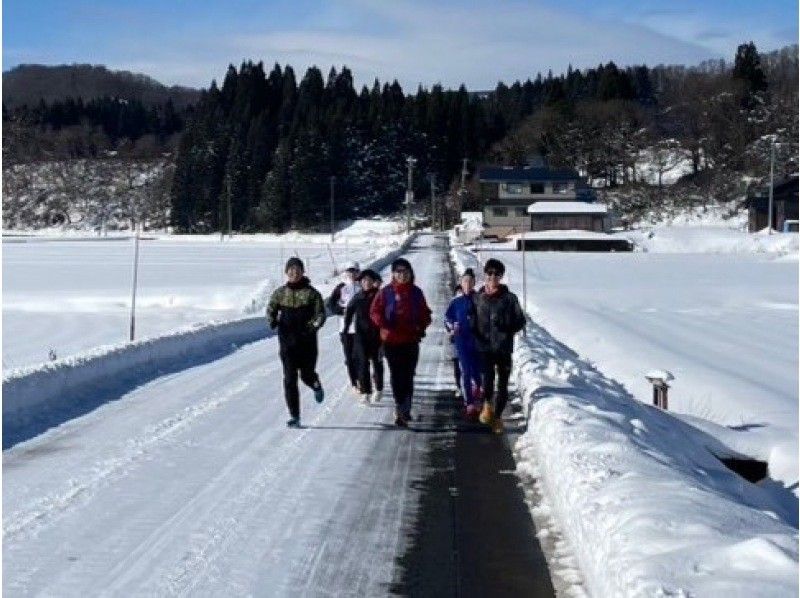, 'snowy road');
3,235,553,597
